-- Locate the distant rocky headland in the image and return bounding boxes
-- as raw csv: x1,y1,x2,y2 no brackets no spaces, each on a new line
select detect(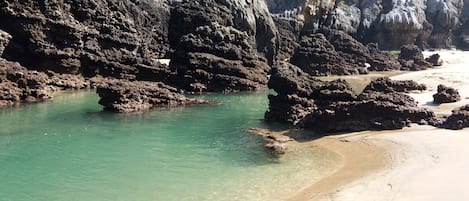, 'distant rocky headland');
0,0,468,131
